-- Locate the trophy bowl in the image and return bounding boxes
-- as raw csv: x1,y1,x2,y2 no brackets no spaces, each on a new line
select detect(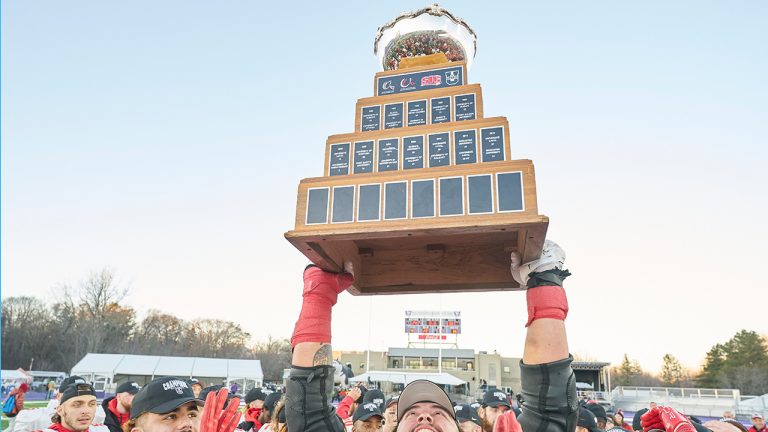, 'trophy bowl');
375,4,477,71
